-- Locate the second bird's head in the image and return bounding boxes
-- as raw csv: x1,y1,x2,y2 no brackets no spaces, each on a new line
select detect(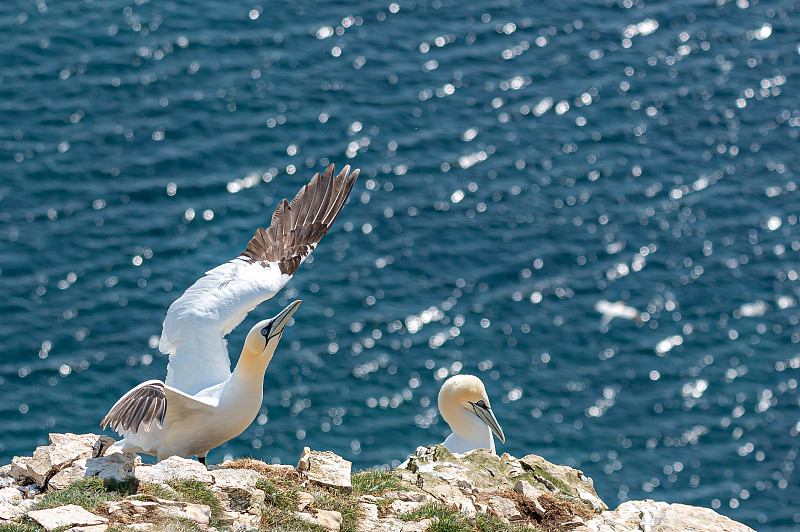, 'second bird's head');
438,374,506,444
243,300,302,359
